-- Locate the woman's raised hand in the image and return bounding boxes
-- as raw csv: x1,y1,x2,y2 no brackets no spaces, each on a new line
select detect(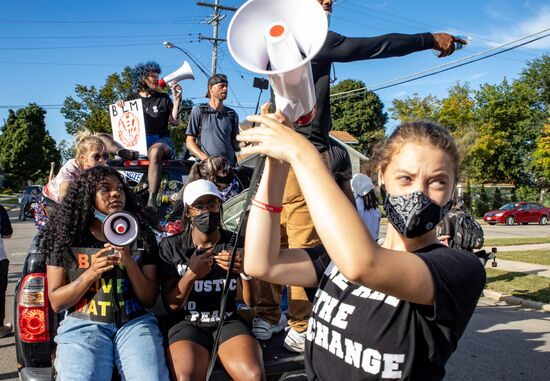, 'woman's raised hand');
88,247,120,280
237,103,314,164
